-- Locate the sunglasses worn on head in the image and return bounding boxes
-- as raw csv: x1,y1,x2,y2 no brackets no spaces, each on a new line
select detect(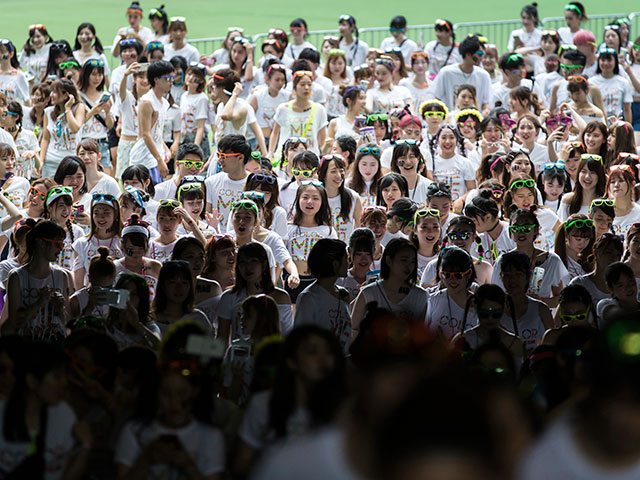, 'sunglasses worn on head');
300,179,323,188
29,24,45,31
396,139,418,146
411,51,429,60
359,146,381,155
509,224,536,234
249,173,276,184
241,191,266,201
87,59,105,67
618,152,640,161
46,186,73,202
565,218,593,230
581,154,603,164
440,269,471,280
610,164,633,173
415,208,440,220
544,162,566,170
179,183,202,193
510,178,535,190
92,193,115,202
231,200,259,216
567,75,588,83
293,70,313,78
367,113,388,122
364,205,387,214
159,199,181,208
292,167,316,178
590,199,614,208
59,60,79,71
